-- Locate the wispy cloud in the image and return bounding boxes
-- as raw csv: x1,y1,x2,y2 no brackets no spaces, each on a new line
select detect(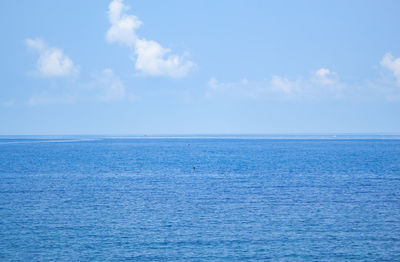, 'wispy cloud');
208,68,344,100
207,77,263,99
28,92,76,106
85,68,129,102
207,55,400,101
28,68,137,106
1,100,15,107
25,38,79,78
312,68,338,86
270,75,301,96
106,0,194,78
